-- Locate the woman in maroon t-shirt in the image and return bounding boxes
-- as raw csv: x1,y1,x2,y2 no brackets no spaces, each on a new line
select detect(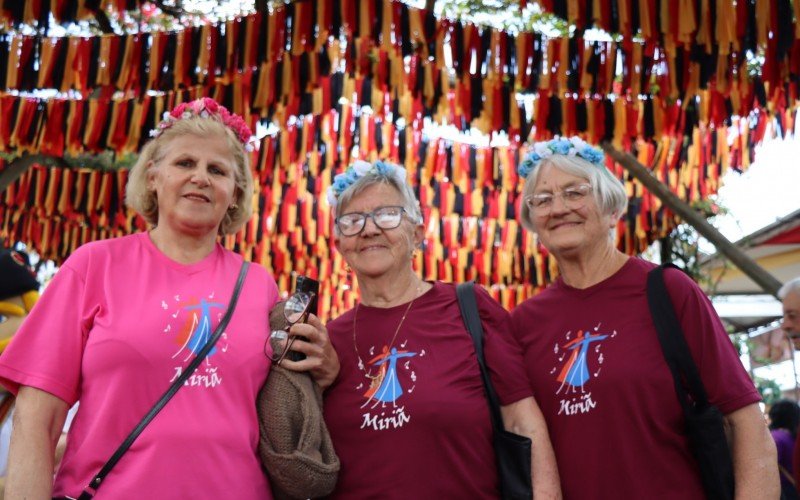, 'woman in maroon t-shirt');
511,136,778,498
322,160,561,498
